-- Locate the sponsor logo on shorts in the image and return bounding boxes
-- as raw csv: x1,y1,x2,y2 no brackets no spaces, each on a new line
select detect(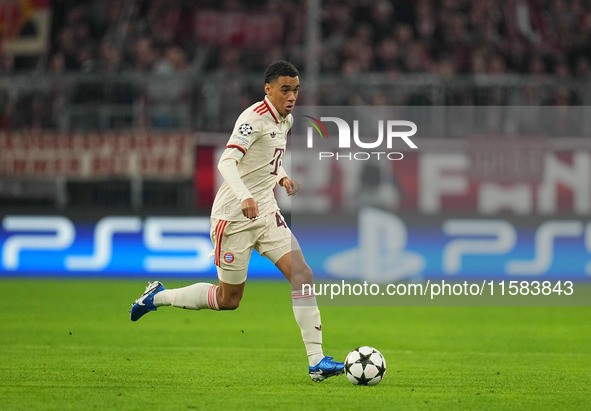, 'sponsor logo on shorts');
224,252,235,263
